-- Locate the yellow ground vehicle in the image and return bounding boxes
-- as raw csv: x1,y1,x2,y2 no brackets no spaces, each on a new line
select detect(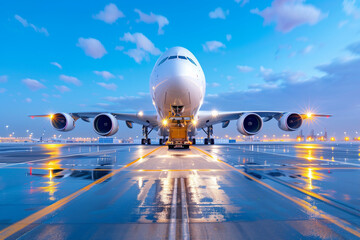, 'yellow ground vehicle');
165,116,193,149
